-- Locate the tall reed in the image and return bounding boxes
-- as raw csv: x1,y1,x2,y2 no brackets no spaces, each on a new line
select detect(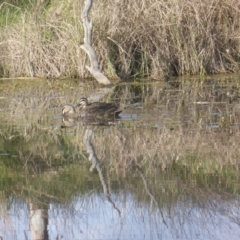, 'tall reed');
0,0,240,79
